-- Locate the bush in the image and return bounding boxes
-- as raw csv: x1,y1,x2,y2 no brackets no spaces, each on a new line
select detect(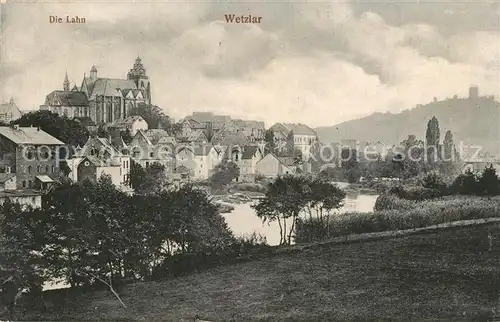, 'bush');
232,183,267,193
151,233,271,280
421,171,448,193
295,196,500,243
388,185,442,201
